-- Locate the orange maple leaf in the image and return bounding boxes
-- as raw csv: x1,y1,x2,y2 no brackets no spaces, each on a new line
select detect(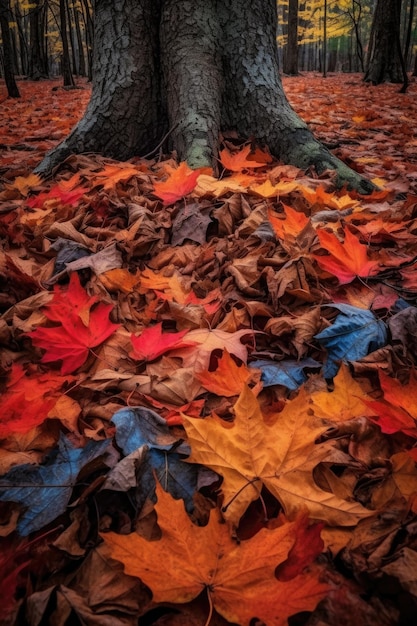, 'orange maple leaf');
196,349,260,397
220,144,270,172
268,204,310,240
152,161,200,205
314,227,381,284
91,163,142,190
301,186,359,210
102,482,329,626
